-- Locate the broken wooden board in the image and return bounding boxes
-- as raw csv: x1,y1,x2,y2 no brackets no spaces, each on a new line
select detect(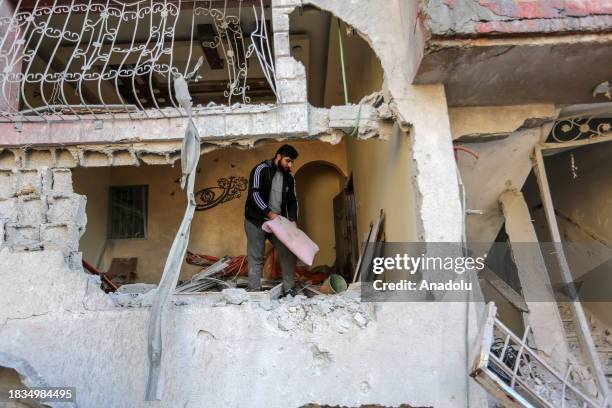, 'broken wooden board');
354,210,385,283
352,221,374,284
499,189,571,373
